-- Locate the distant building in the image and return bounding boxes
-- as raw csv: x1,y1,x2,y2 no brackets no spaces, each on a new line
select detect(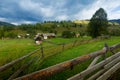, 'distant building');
42,33,56,39
76,33,80,38
17,34,23,39
34,33,42,45
25,33,30,38
34,33,56,45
